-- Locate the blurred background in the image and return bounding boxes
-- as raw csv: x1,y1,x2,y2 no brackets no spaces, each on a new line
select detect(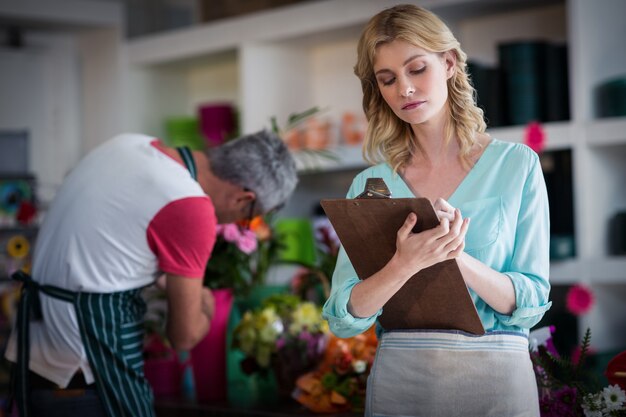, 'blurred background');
0,0,625,411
